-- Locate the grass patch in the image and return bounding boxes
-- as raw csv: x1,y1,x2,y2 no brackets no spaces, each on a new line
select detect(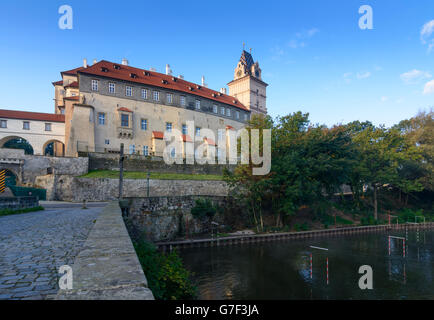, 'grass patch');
80,170,223,181
133,240,197,300
0,206,45,217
